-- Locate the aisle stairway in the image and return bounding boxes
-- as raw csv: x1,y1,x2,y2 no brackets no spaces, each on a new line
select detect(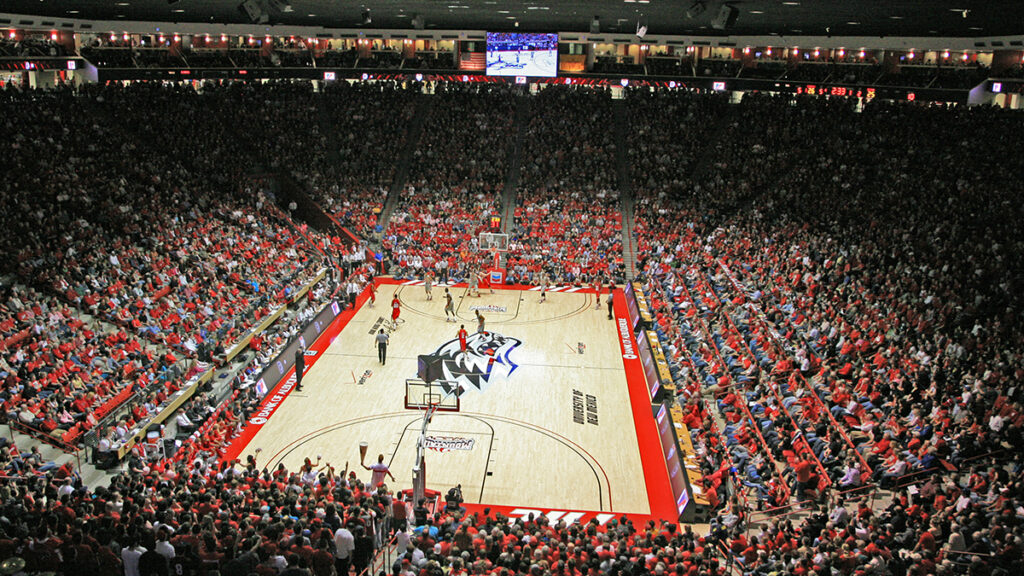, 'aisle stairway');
500,93,531,238
377,94,434,233
612,100,638,280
